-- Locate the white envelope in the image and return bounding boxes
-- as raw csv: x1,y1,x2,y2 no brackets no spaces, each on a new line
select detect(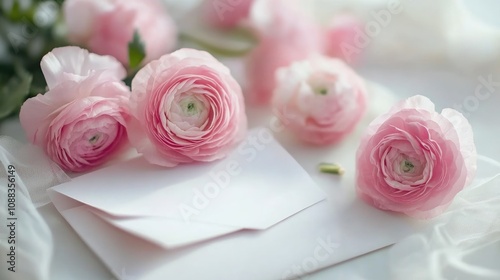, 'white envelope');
49,130,326,249
48,128,420,280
